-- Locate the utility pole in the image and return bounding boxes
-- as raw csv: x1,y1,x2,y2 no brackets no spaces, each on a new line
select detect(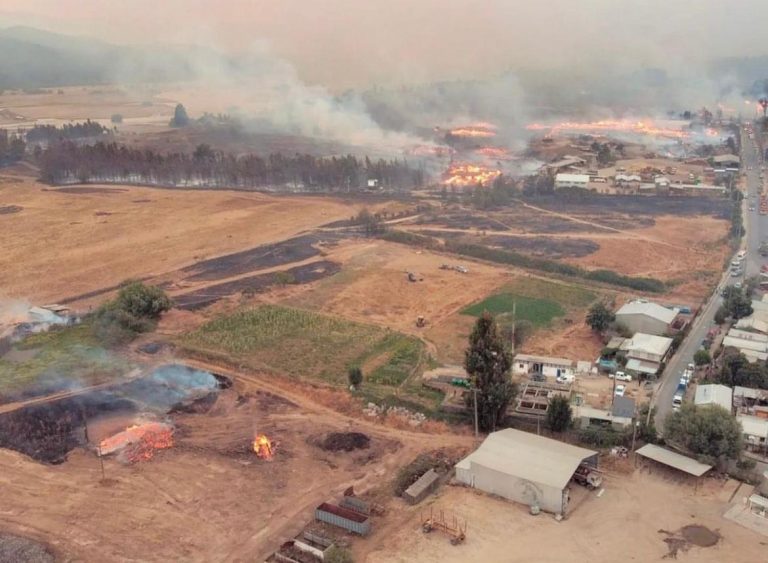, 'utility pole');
510,301,516,355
